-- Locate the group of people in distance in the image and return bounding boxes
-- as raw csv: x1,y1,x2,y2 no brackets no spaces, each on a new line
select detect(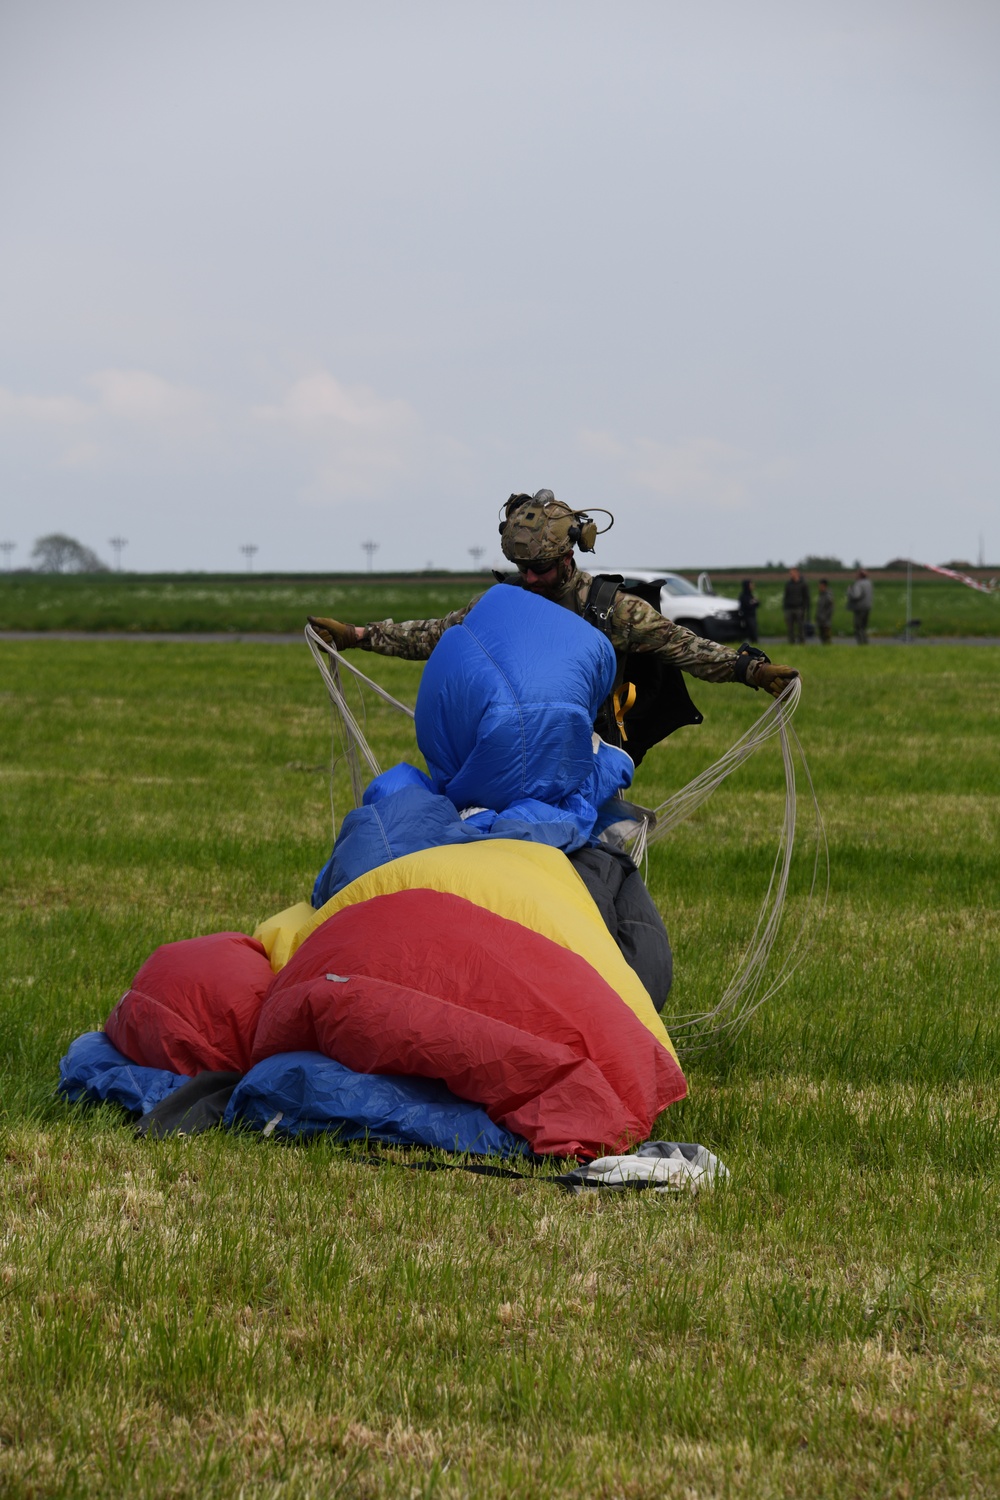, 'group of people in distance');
738,567,874,646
